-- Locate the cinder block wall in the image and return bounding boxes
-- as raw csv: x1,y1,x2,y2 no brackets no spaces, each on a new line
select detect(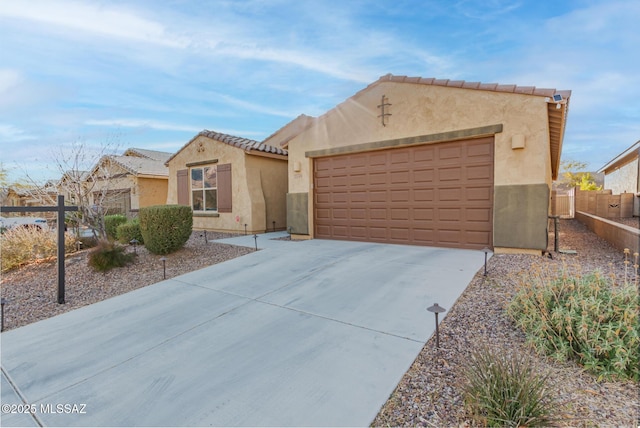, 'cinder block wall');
575,211,640,254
